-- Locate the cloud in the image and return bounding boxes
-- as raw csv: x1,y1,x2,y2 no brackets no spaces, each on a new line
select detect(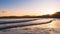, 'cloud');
0,9,10,16
0,9,41,16
0,9,25,16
